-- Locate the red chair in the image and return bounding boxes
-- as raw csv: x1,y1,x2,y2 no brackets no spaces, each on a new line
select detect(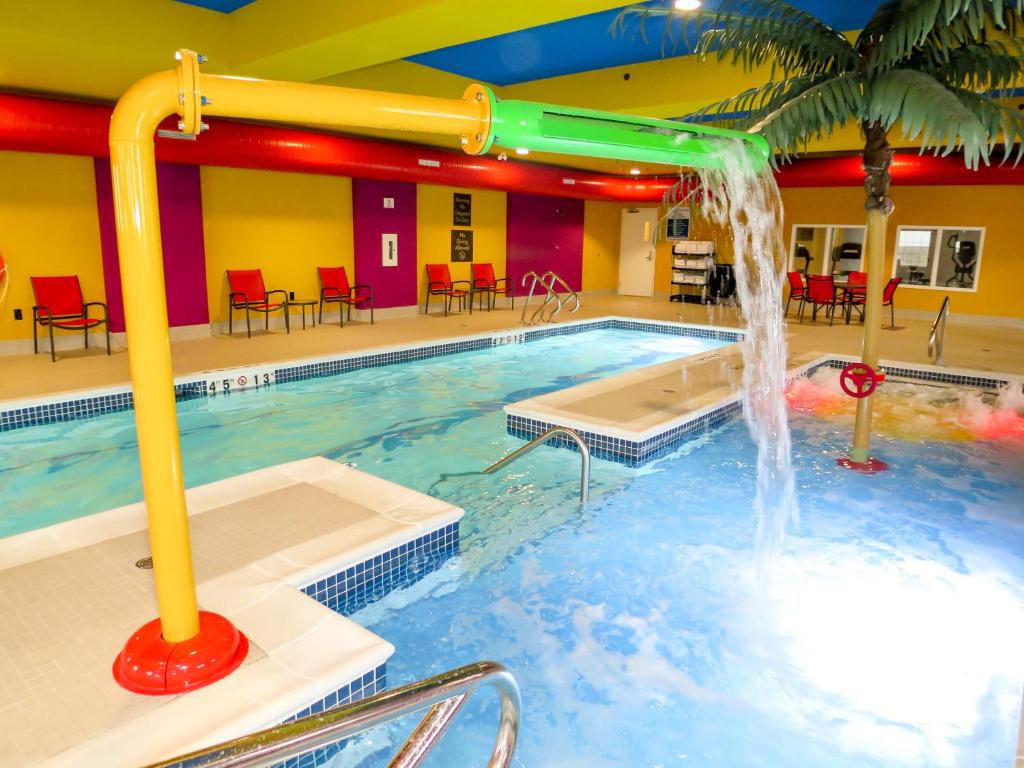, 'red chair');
226,269,289,338
424,264,471,316
800,275,838,325
317,266,374,327
841,270,868,323
31,276,109,362
784,271,805,317
882,277,902,328
471,263,511,311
